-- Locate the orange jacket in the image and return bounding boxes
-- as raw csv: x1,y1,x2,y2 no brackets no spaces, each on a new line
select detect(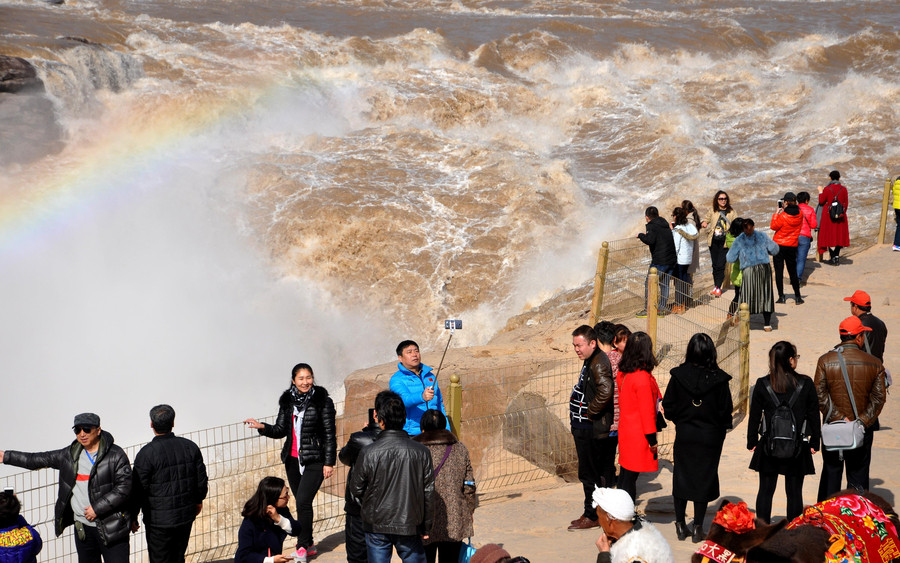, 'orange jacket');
770,205,802,247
